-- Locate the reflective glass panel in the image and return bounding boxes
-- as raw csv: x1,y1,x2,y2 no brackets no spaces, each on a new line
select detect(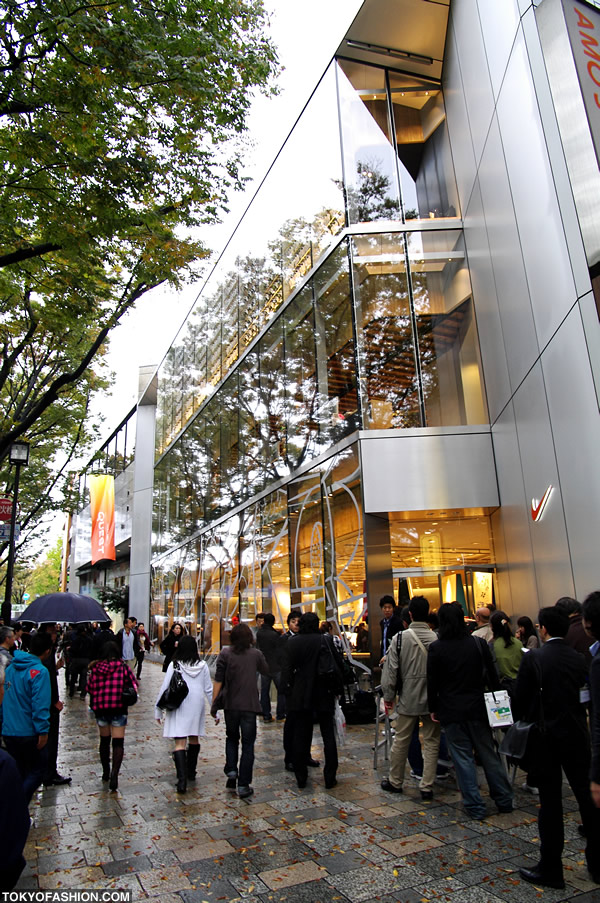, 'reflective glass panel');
351,233,421,428
283,286,319,469
336,60,401,223
408,231,488,426
313,243,358,444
